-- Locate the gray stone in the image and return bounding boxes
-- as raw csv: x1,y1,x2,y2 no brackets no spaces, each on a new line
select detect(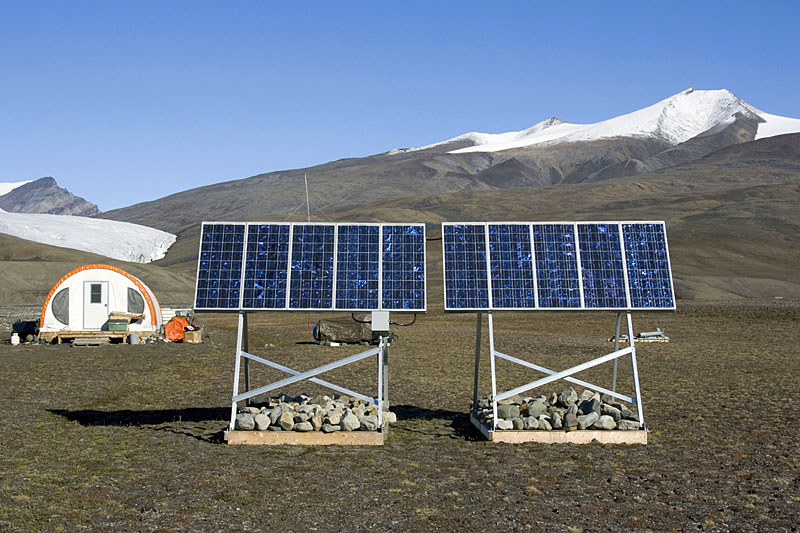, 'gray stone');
580,390,596,402
294,413,310,423
341,412,360,431
617,419,641,431
495,419,513,430
548,393,558,406
512,417,524,430
564,412,578,428
322,424,341,433
497,404,520,419
579,398,601,416
621,409,639,421
523,416,539,430
590,415,616,430
566,404,578,415
325,412,342,426
525,399,548,418
537,415,552,430
254,412,271,431
279,411,295,431
601,406,622,422
245,406,260,416
557,387,578,408
310,414,323,431
383,411,397,424
577,411,600,430
601,393,615,404
295,421,314,432
551,412,563,429
269,406,282,425
359,415,379,432
235,413,255,431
